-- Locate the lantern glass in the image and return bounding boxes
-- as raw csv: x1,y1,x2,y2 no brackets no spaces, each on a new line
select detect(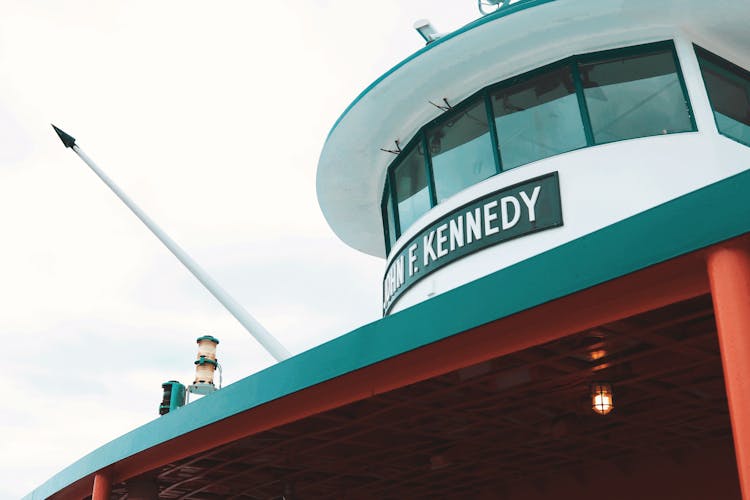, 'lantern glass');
591,382,614,415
